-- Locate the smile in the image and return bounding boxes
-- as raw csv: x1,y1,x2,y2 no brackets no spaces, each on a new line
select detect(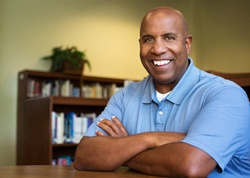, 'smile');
153,60,171,66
